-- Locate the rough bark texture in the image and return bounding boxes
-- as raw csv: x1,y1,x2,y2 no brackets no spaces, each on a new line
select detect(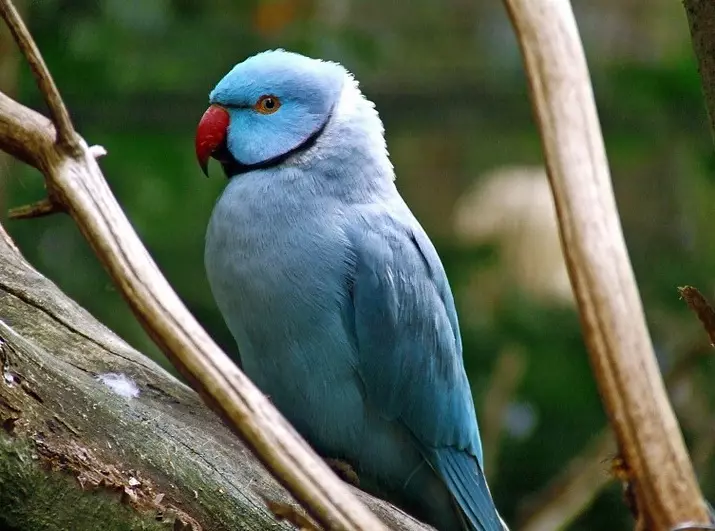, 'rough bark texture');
0,223,429,531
